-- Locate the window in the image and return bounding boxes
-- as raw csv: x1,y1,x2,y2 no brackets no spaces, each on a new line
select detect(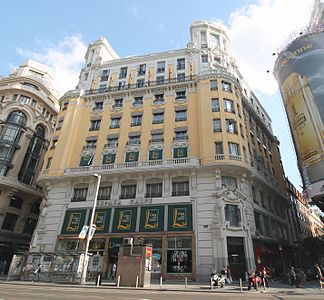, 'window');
136,79,145,88
9,197,23,209
120,184,136,199
175,90,186,100
100,69,109,82
154,94,164,103
224,99,234,113
215,142,224,158
138,64,146,76
177,58,185,70
177,73,185,82
153,112,164,124
222,81,232,92
210,80,217,90
57,118,64,130
94,101,103,110
225,119,237,134
210,33,220,47
151,132,163,143
85,139,97,148
23,218,37,234
213,119,222,132
133,96,143,106
30,202,40,214
31,99,37,107
113,99,123,108
172,178,189,196
12,94,18,101
240,124,244,137
45,157,52,169
119,67,127,79
1,213,18,231
28,69,44,78
175,110,187,121
221,176,238,188
117,81,126,90
212,98,220,112
174,130,187,140
98,186,112,200
157,61,165,73
200,31,207,46
110,117,121,129
90,119,101,131
228,142,240,158
71,188,88,202
131,114,142,126
145,183,162,197
128,135,141,145
19,95,30,104
201,54,208,63
156,76,164,85
167,237,192,273
225,204,241,227
106,136,118,147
